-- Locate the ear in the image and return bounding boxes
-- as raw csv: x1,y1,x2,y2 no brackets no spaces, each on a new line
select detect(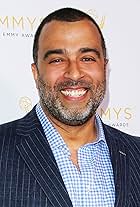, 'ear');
104,58,109,72
105,58,109,66
31,63,39,89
